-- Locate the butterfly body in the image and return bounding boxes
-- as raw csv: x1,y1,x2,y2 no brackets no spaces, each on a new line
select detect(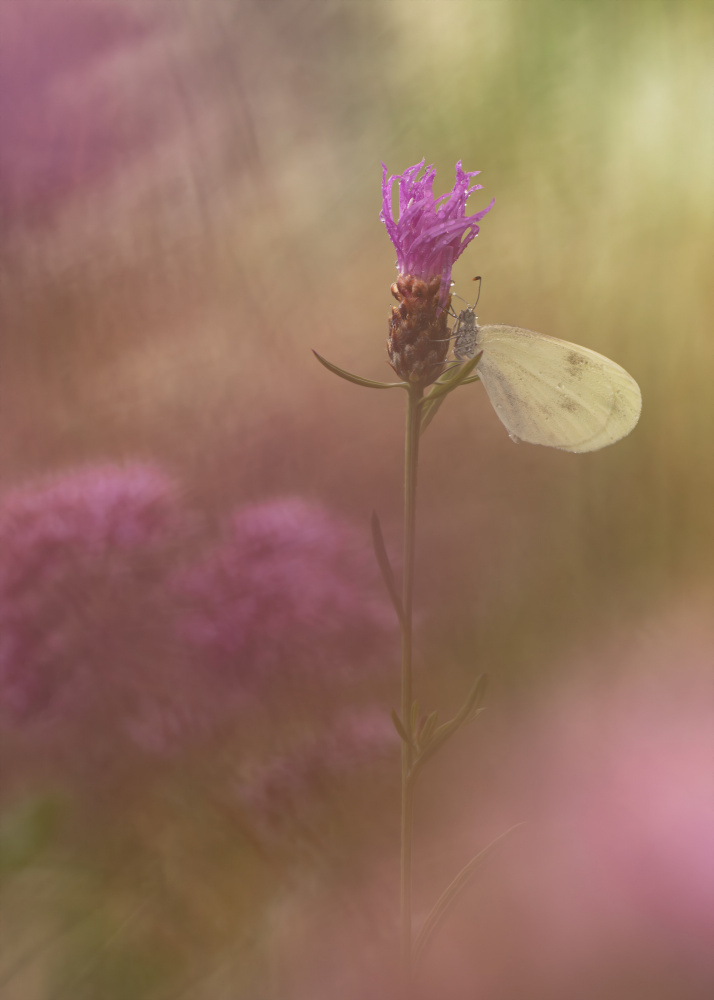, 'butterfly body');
452,307,479,362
